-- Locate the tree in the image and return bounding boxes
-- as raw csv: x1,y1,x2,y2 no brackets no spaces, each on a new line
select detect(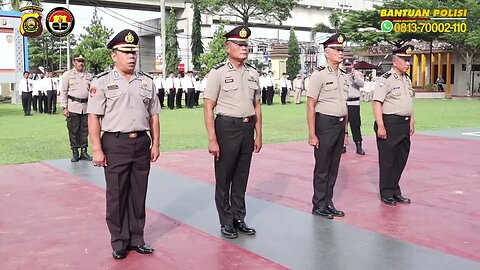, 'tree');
28,32,77,70
311,12,342,40
196,0,299,25
2,0,41,10
191,0,204,71
286,27,300,80
165,8,180,74
75,9,113,74
199,23,227,74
